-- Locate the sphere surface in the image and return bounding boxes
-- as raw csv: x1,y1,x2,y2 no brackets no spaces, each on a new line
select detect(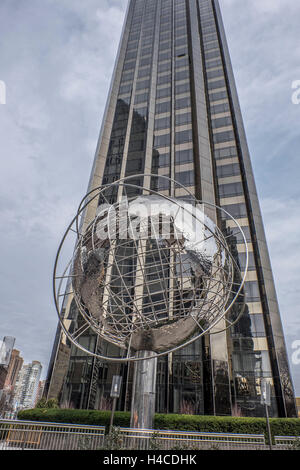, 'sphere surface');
53,175,248,361
72,194,233,352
